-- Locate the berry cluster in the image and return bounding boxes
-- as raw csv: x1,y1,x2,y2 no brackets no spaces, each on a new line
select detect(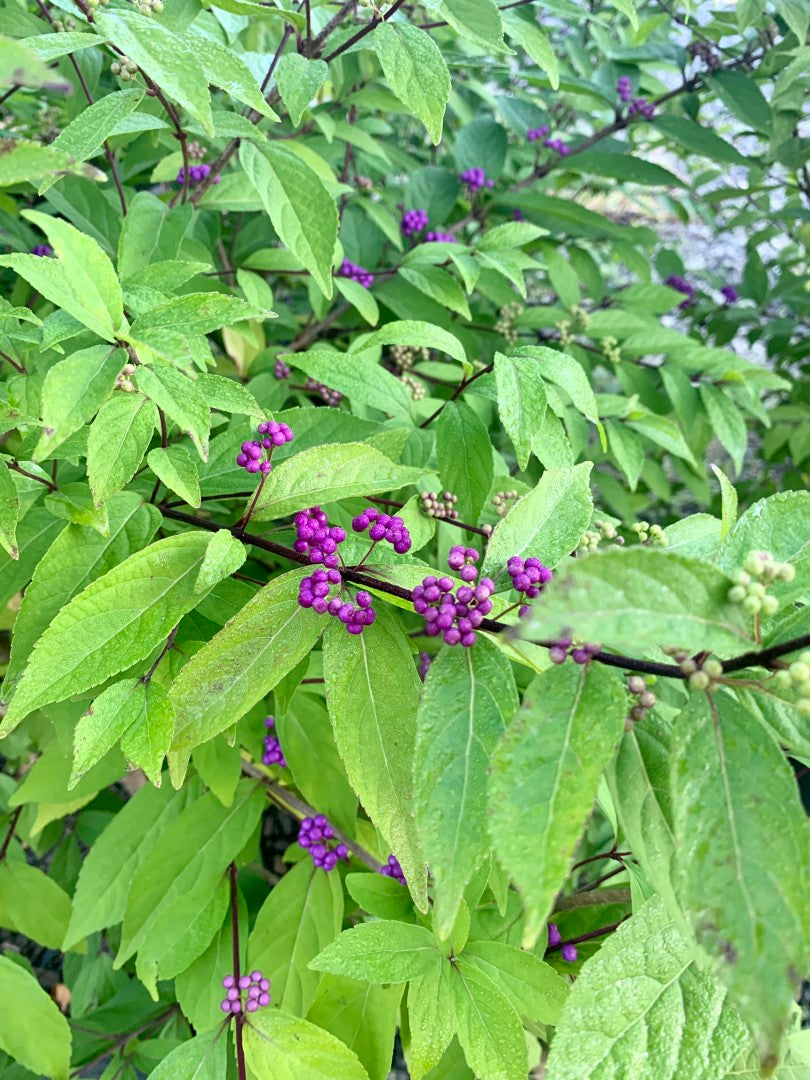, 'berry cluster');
355,174,374,191
176,163,219,187
527,125,550,142
235,419,294,475
601,335,622,364
507,556,552,601
389,343,430,372
115,362,137,393
727,550,794,617
549,634,601,665
491,489,519,518
380,854,407,885
425,231,456,243
220,971,271,1015
547,923,577,963
293,506,346,569
688,40,721,70
624,675,657,730
420,490,459,520
298,569,377,635
721,284,739,304
460,167,494,194
132,0,164,15
413,547,494,648
628,97,655,119
305,378,342,406
31,244,53,257
298,815,349,871
274,359,291,380
400,372,426,400
579,519,624,552
186,140,206,161
773,653,810,717
351,506,412,554
338,258,374,288
617,75,632,102
401,208,429,237
665,274,697,309
681,656,723,691
262,716,286,768
631,520,668,546
543,137,570,156
495,301,523,343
